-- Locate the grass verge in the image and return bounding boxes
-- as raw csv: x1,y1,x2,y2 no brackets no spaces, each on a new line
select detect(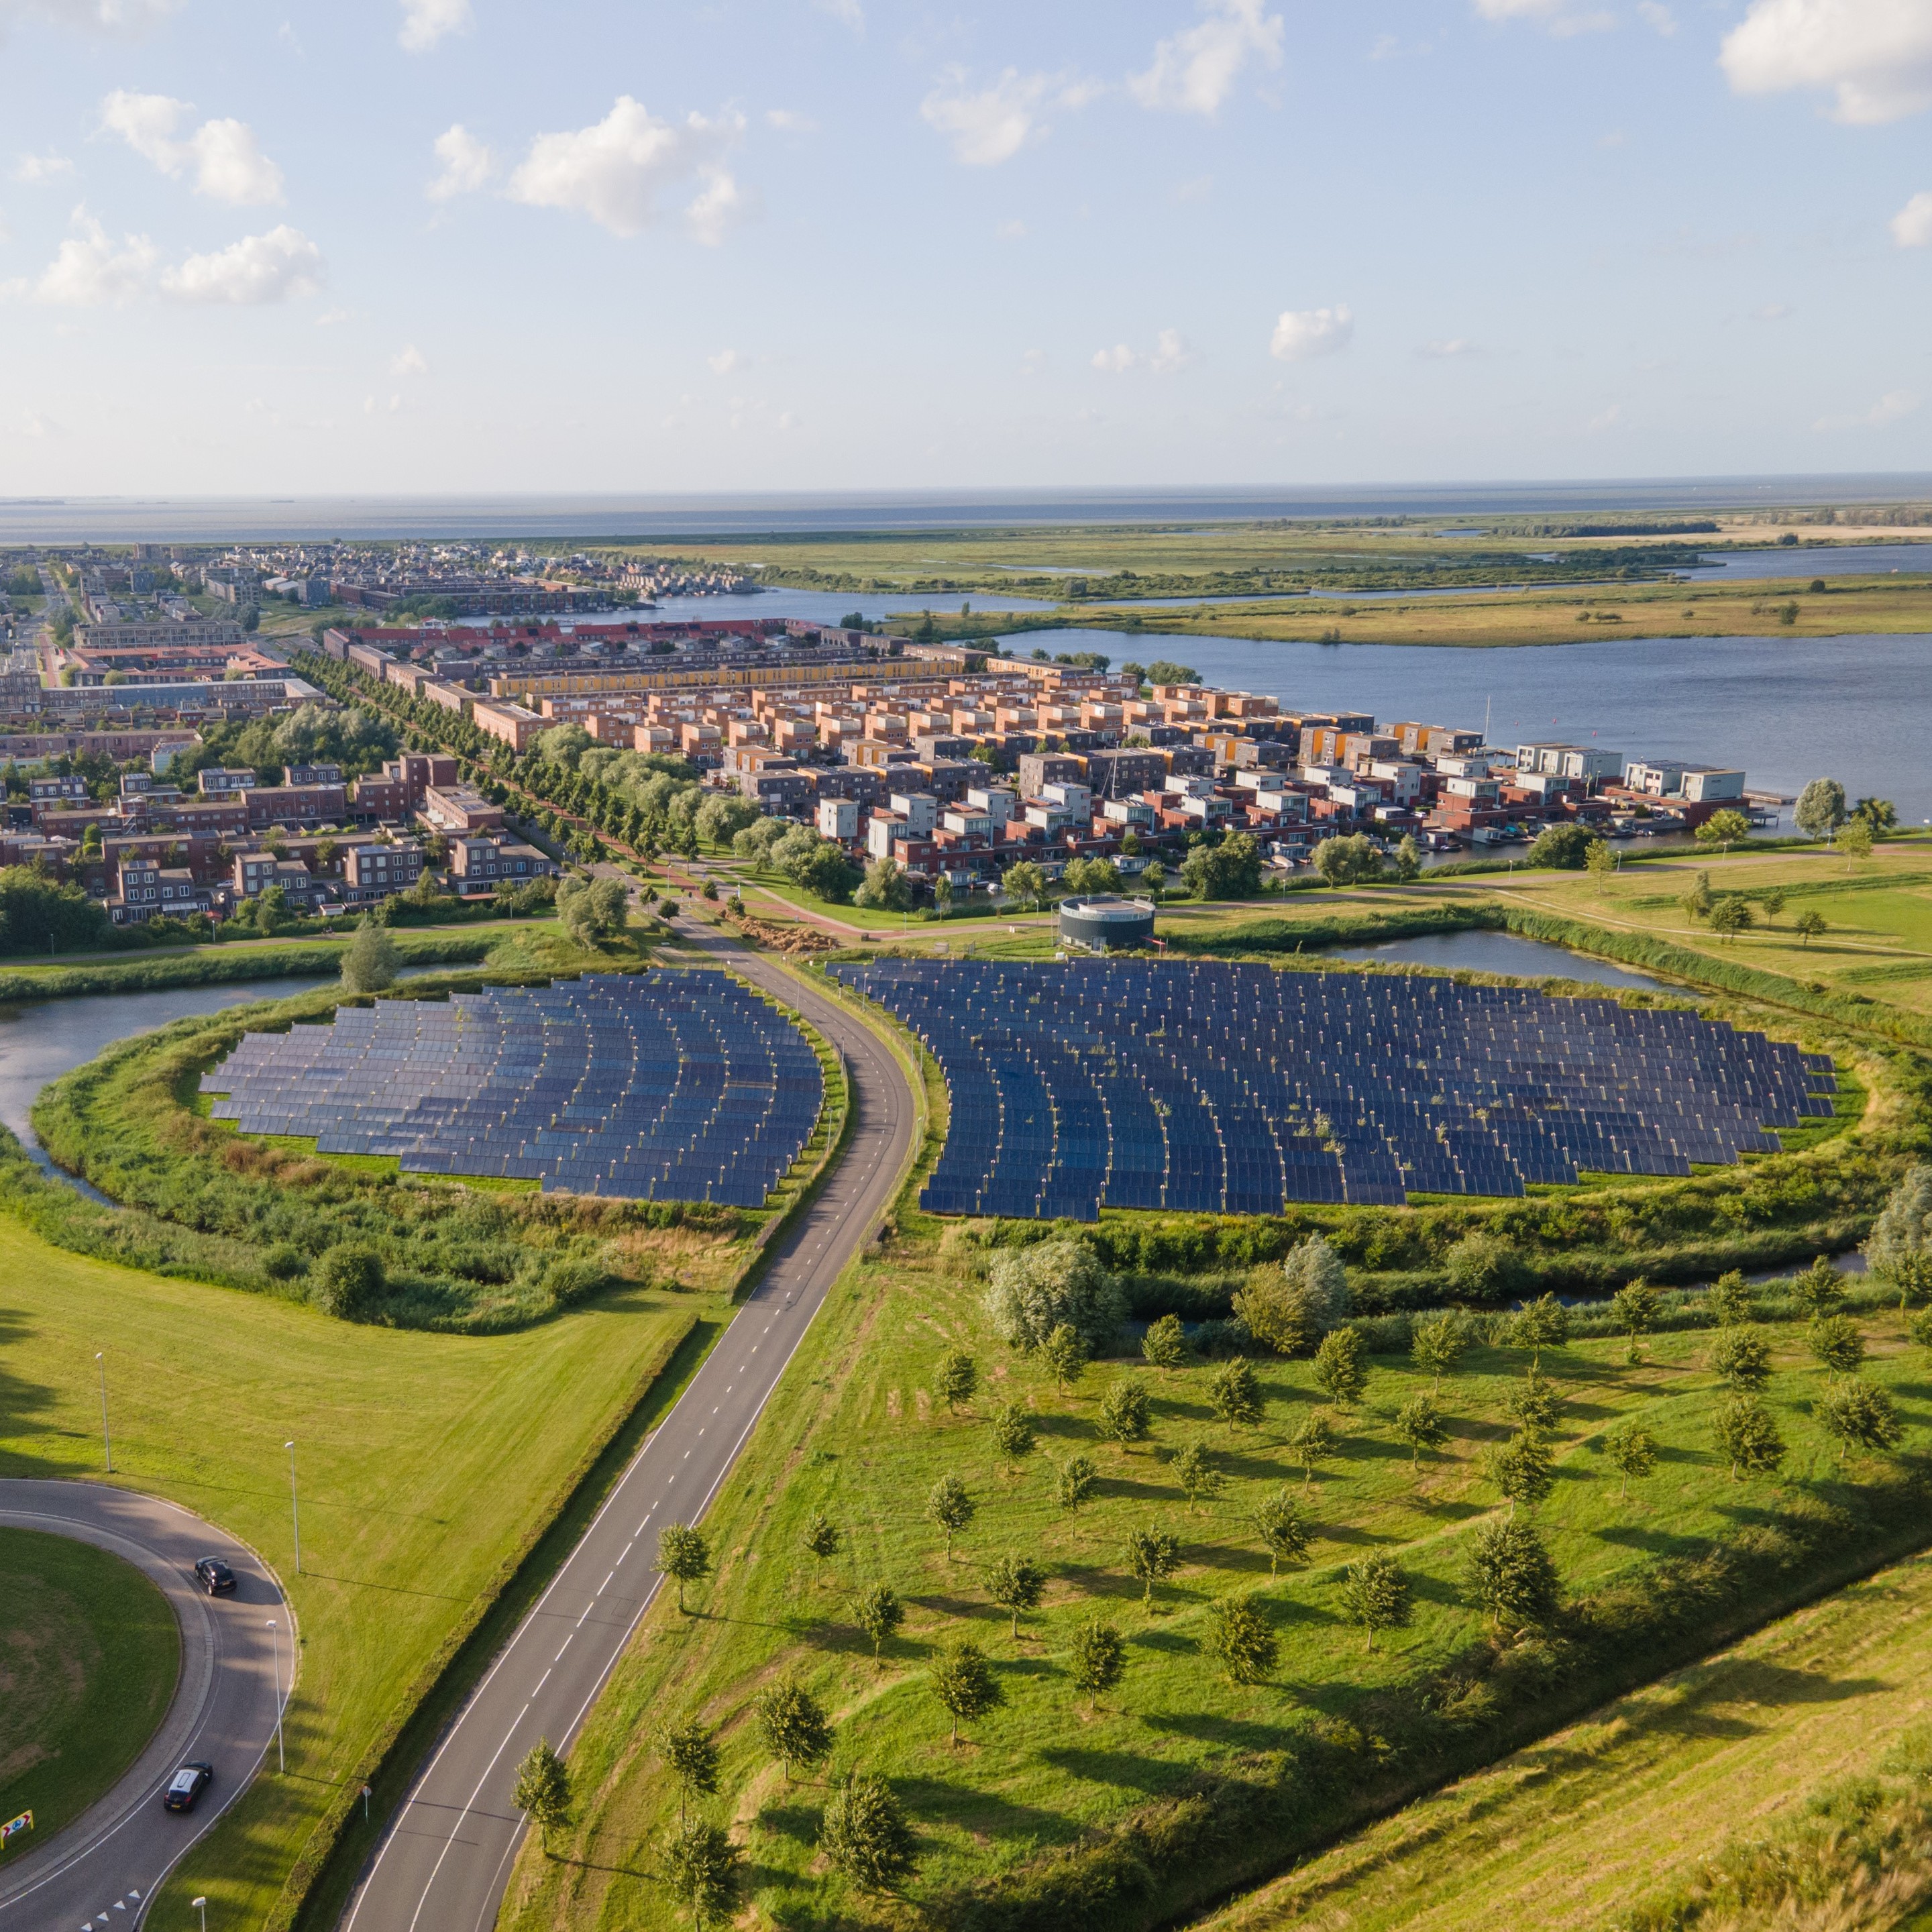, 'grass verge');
0,1525,180,1860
